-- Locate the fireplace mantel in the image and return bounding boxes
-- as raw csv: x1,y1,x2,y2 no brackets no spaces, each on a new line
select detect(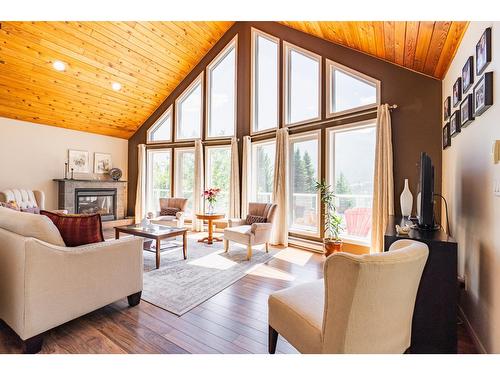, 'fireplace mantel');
53,178,127,183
